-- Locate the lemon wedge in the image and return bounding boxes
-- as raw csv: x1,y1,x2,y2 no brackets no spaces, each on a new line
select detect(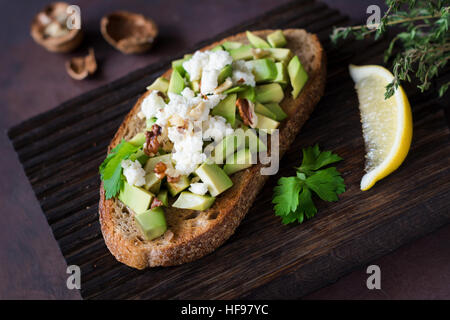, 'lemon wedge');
349,64,413,191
